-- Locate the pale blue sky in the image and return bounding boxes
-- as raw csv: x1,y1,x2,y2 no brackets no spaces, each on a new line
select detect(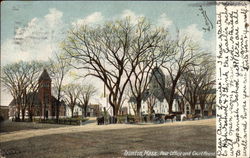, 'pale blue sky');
1,1,215,42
